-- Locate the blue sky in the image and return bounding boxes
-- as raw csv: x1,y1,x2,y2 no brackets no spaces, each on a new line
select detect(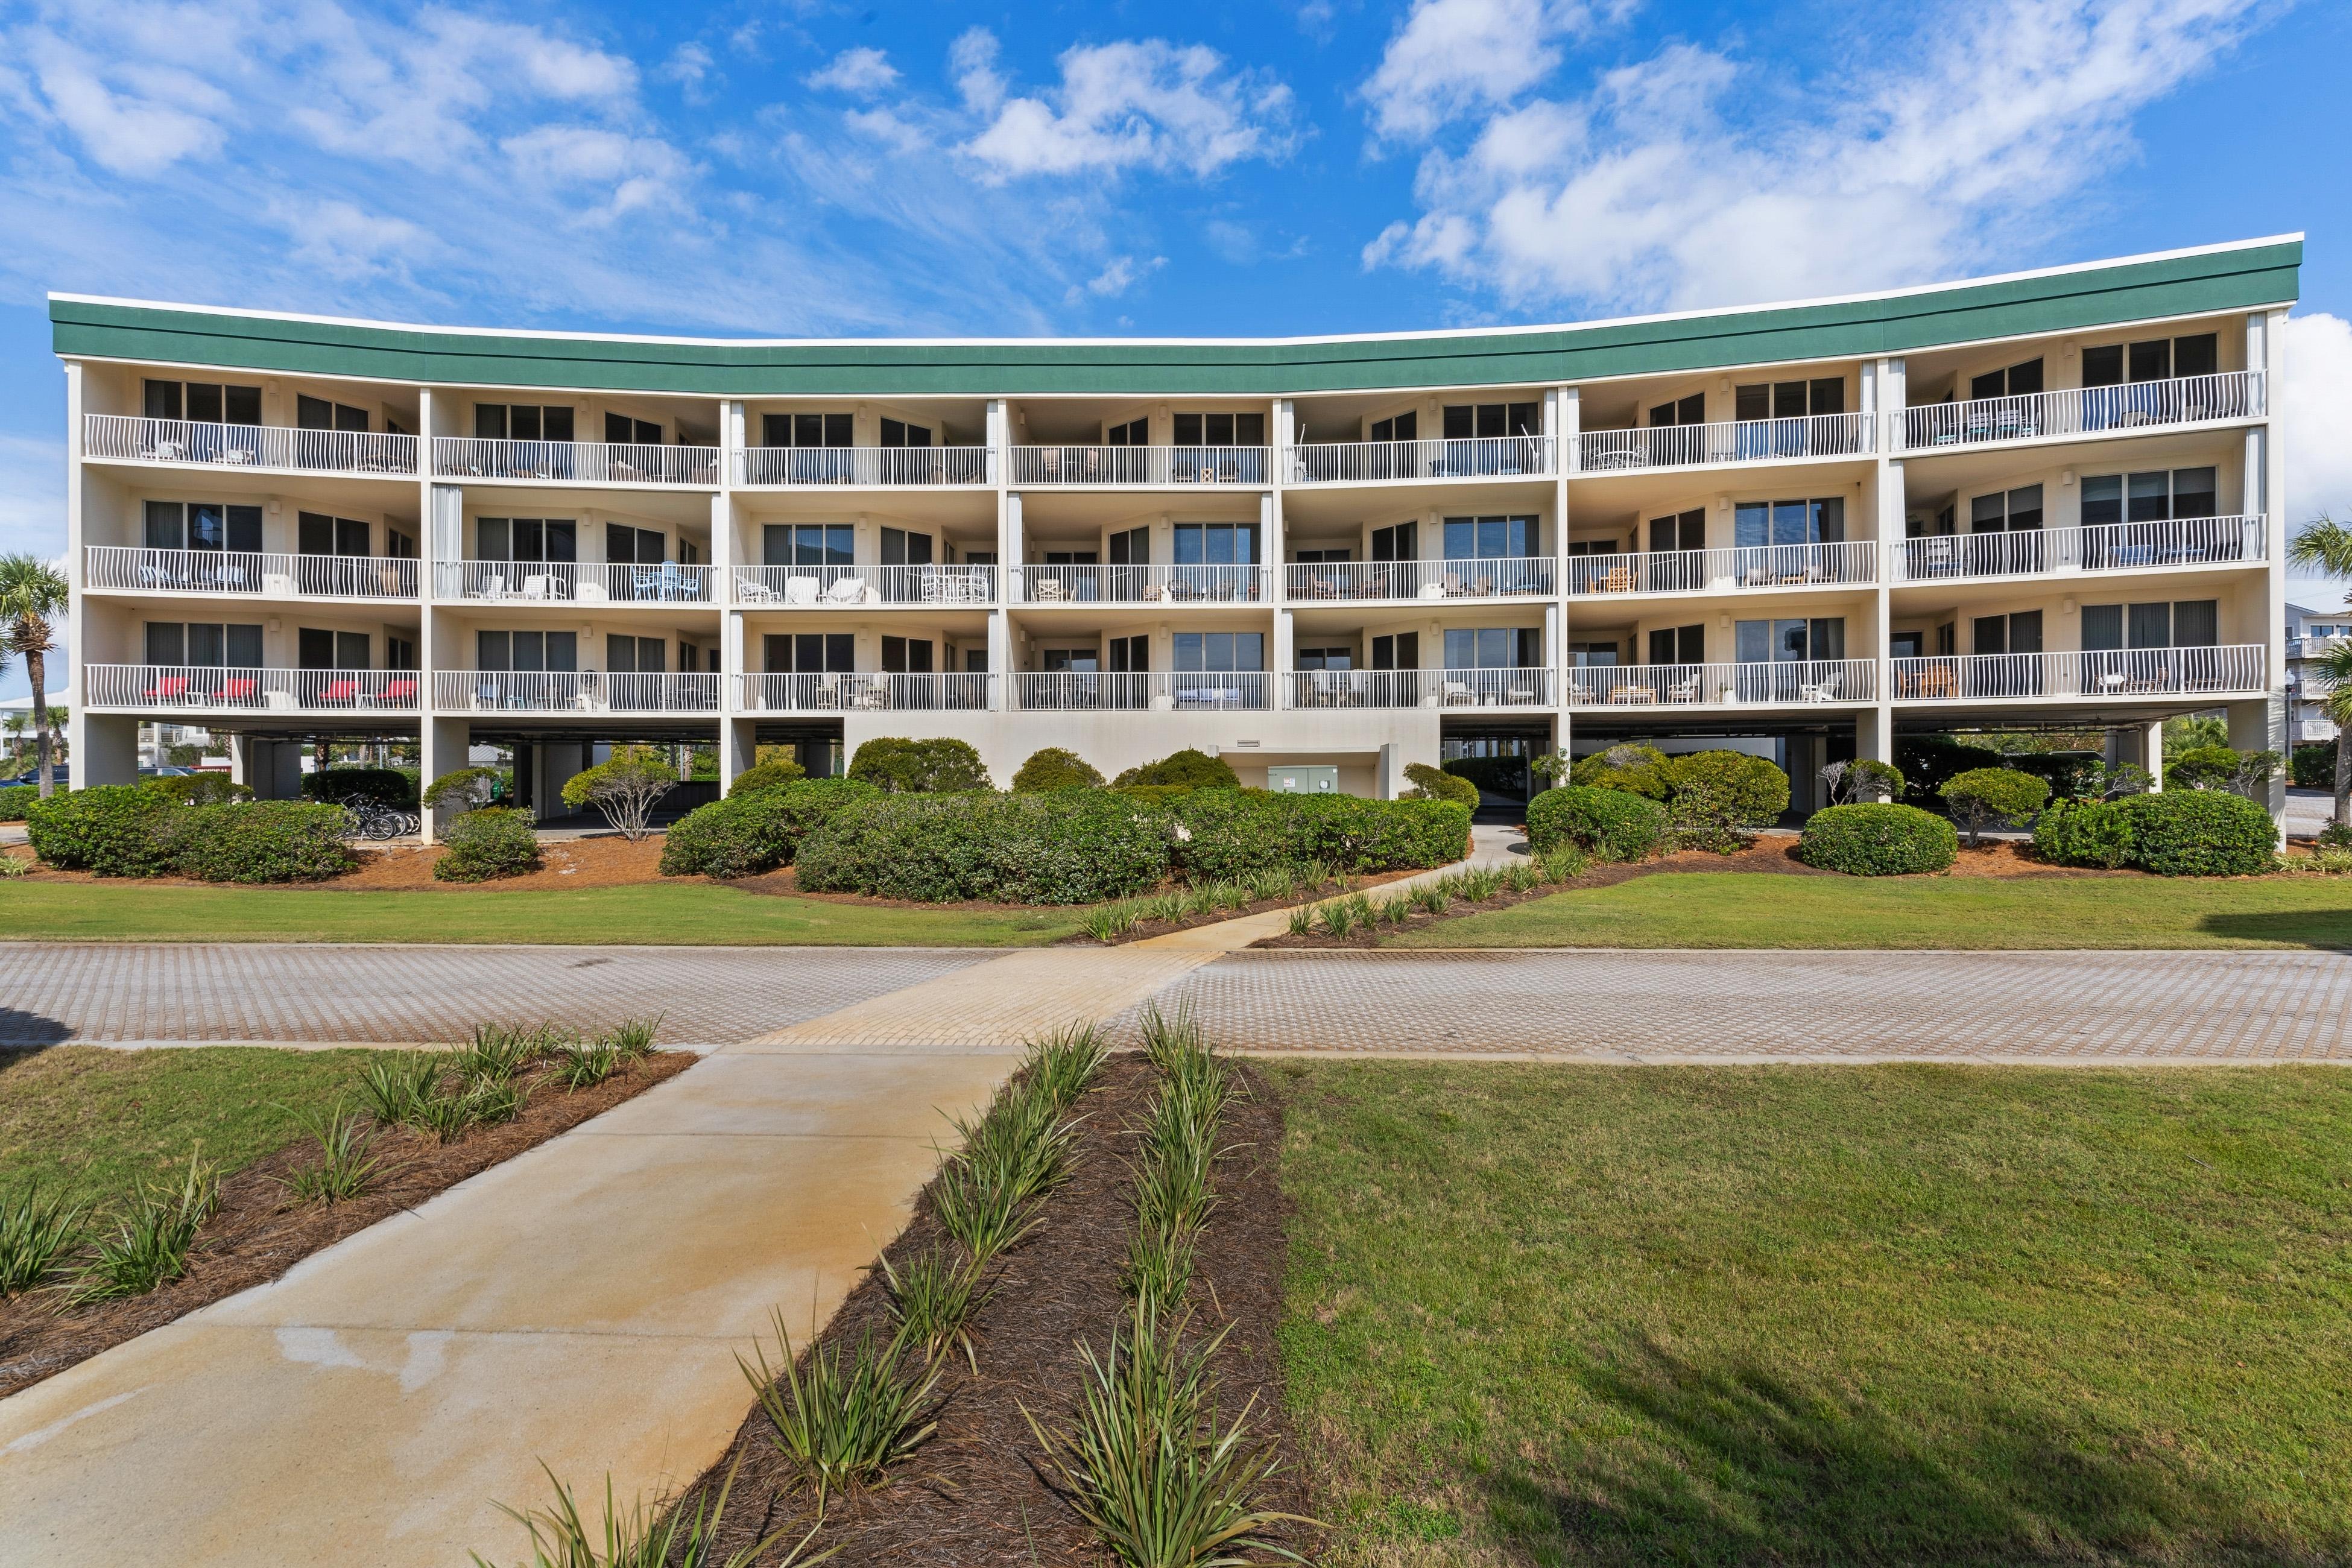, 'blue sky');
1,0,2347,698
